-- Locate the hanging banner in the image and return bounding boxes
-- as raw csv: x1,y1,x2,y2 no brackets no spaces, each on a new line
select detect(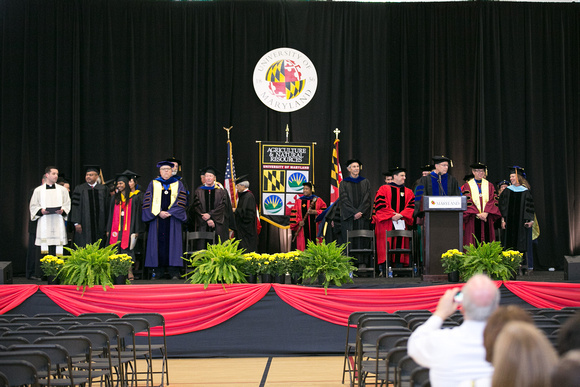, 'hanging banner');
258,142,315,222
